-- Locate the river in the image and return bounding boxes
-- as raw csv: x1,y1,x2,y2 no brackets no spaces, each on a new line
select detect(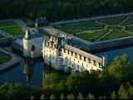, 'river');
0,46,133,86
